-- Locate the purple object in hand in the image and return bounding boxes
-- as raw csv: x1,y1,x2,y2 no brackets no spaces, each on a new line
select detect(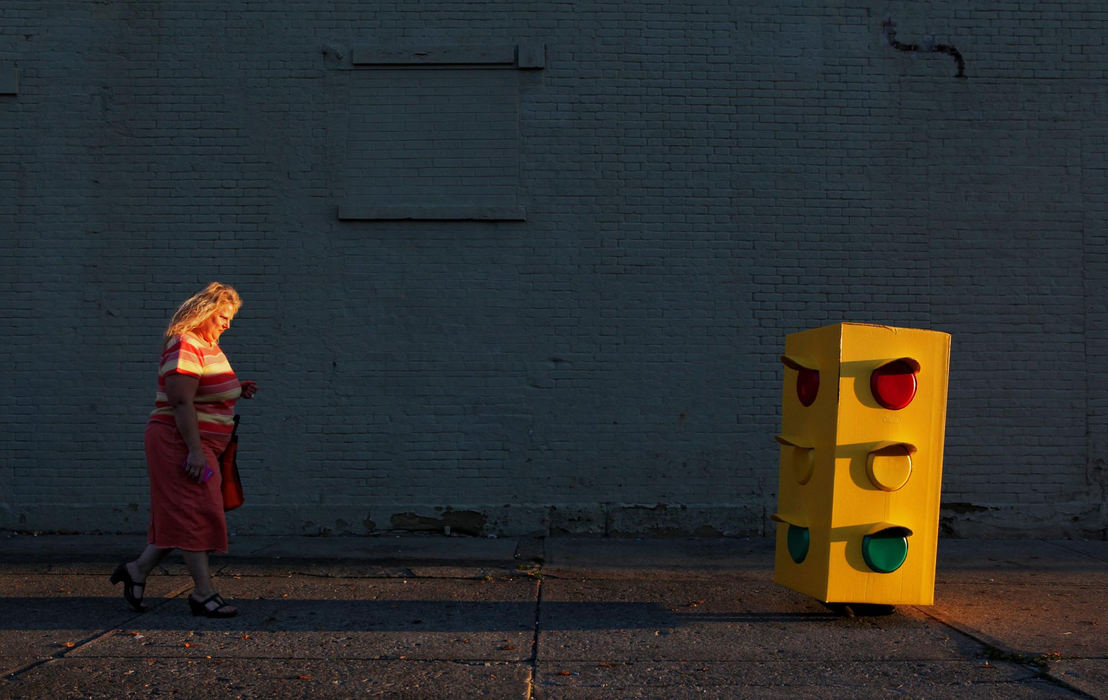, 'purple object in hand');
183,459,214,482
